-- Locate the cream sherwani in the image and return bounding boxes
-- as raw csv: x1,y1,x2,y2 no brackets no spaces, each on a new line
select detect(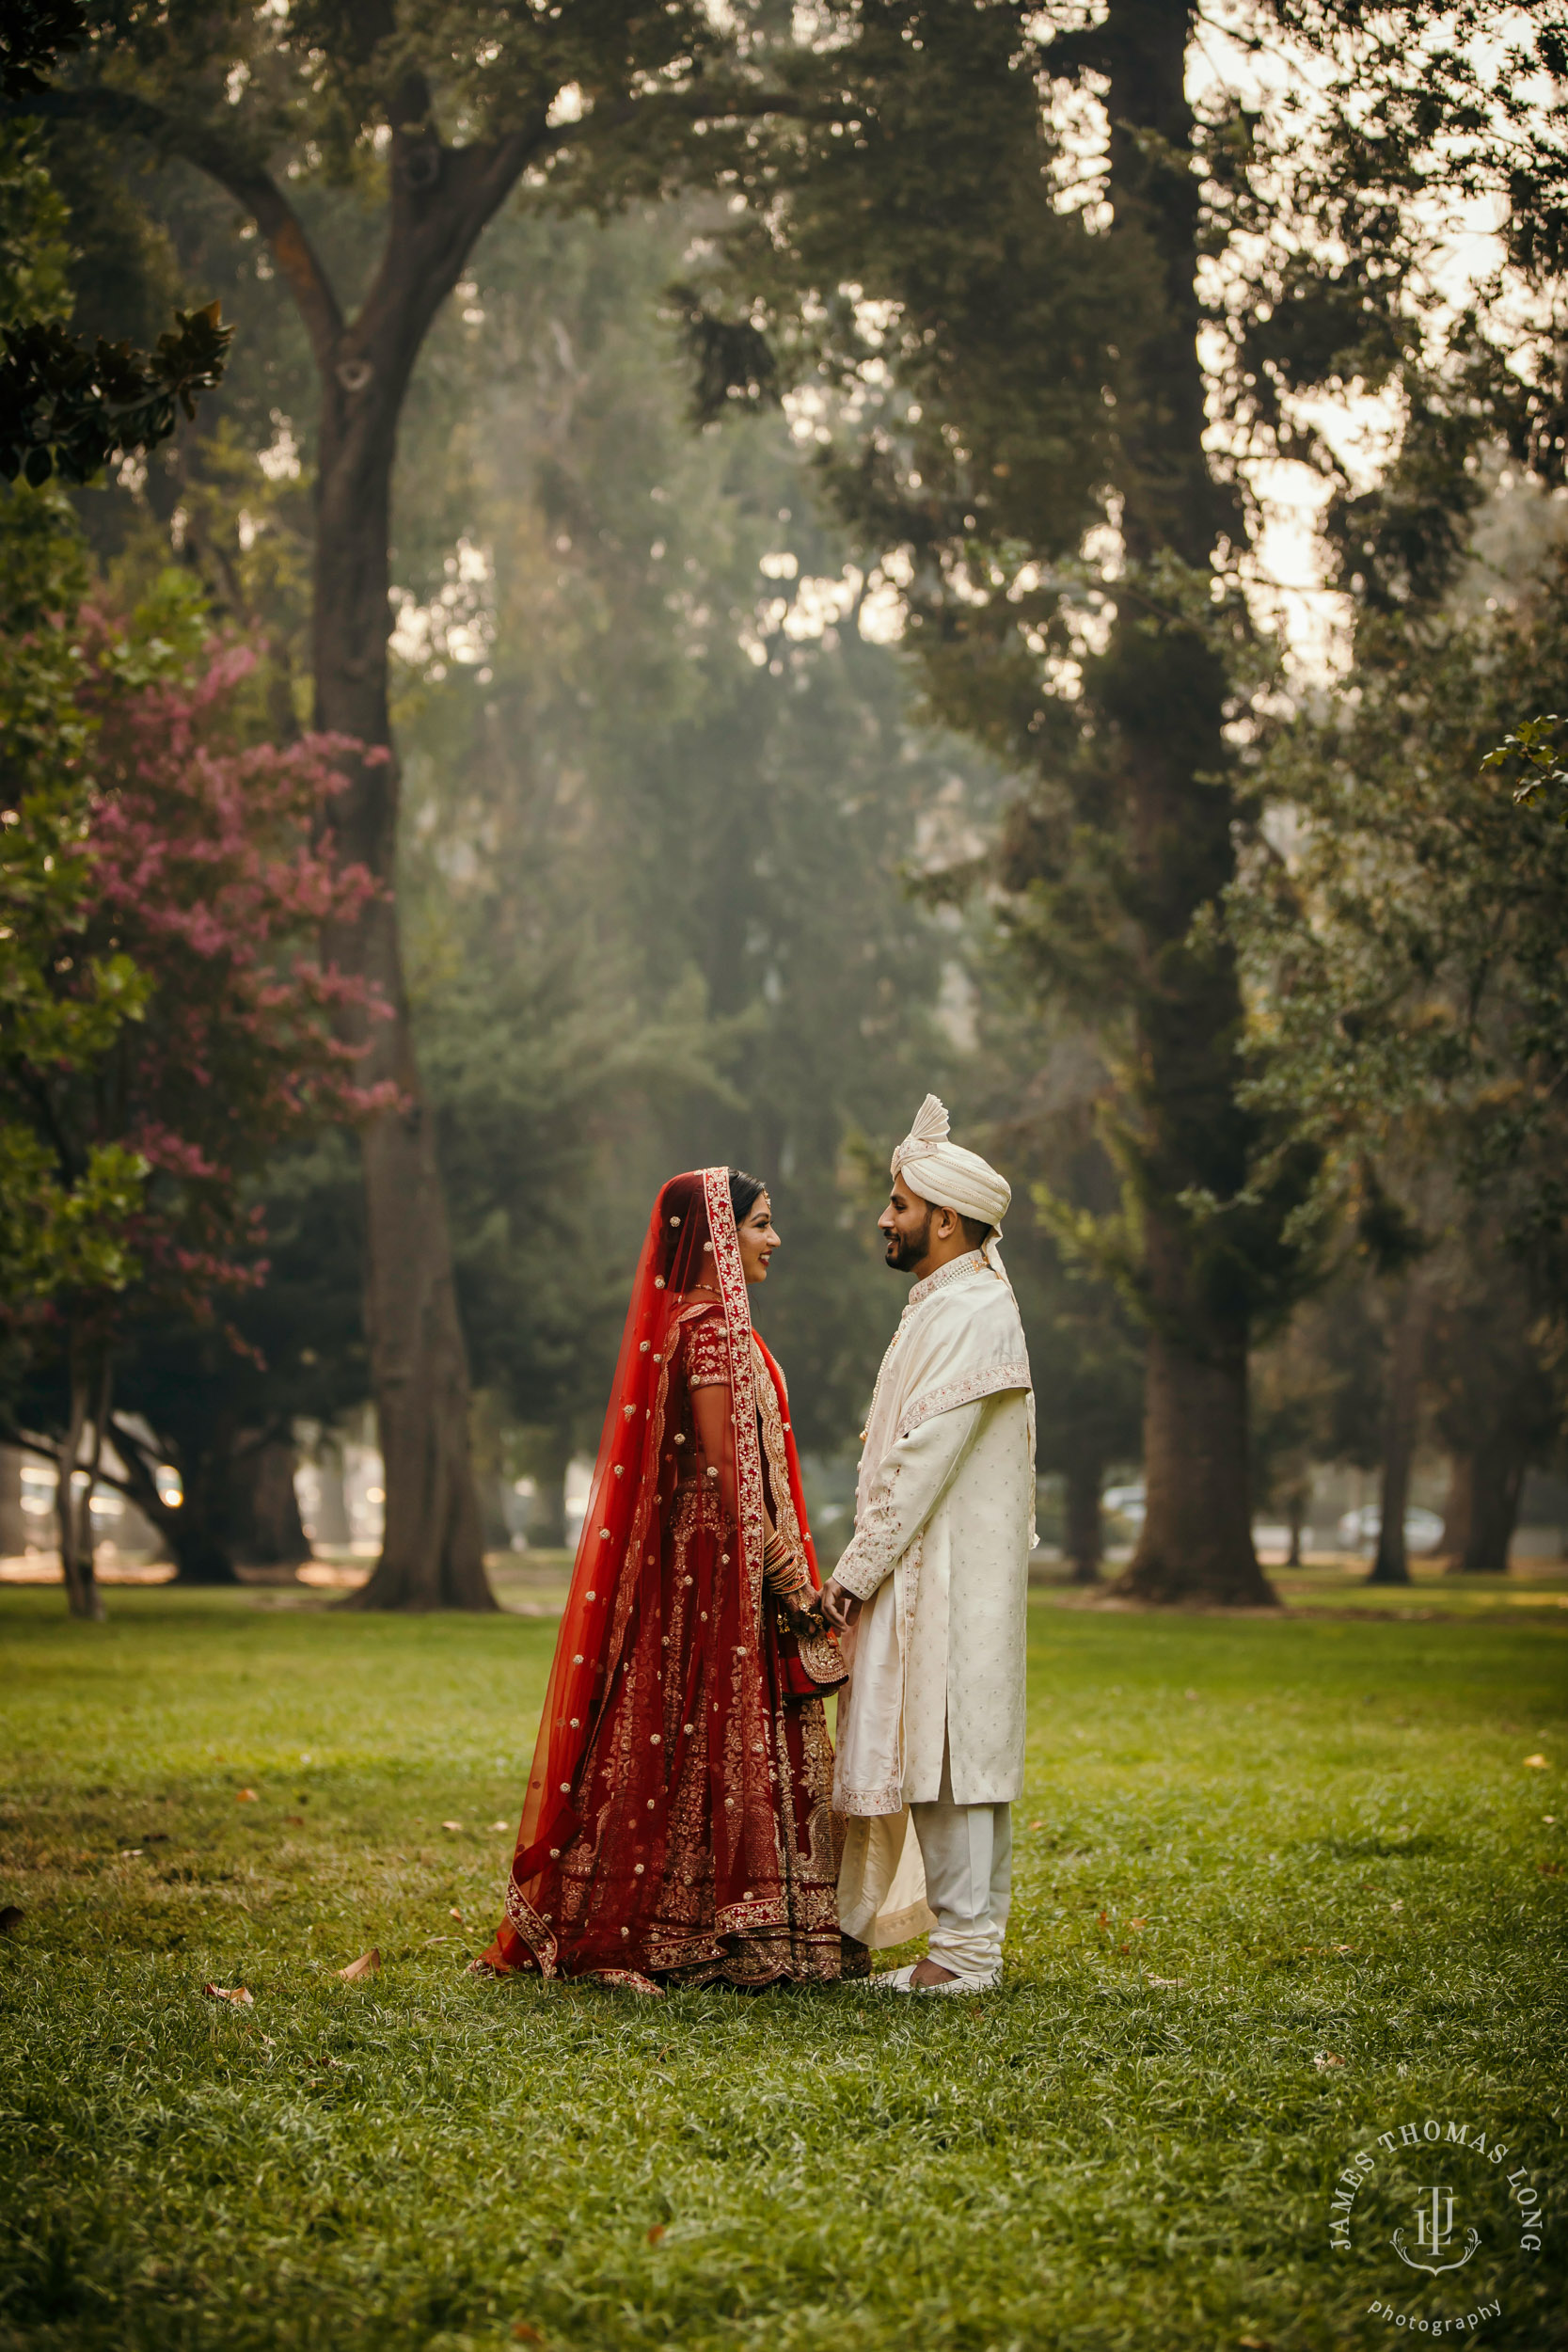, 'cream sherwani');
832,1250,1034,1978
